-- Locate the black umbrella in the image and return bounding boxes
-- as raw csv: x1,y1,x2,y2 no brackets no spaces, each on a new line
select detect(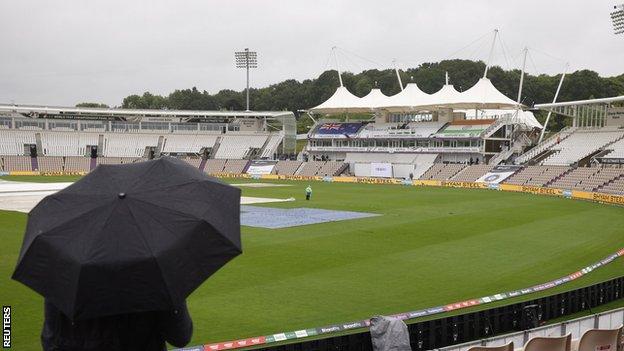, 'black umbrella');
12,156,241,320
